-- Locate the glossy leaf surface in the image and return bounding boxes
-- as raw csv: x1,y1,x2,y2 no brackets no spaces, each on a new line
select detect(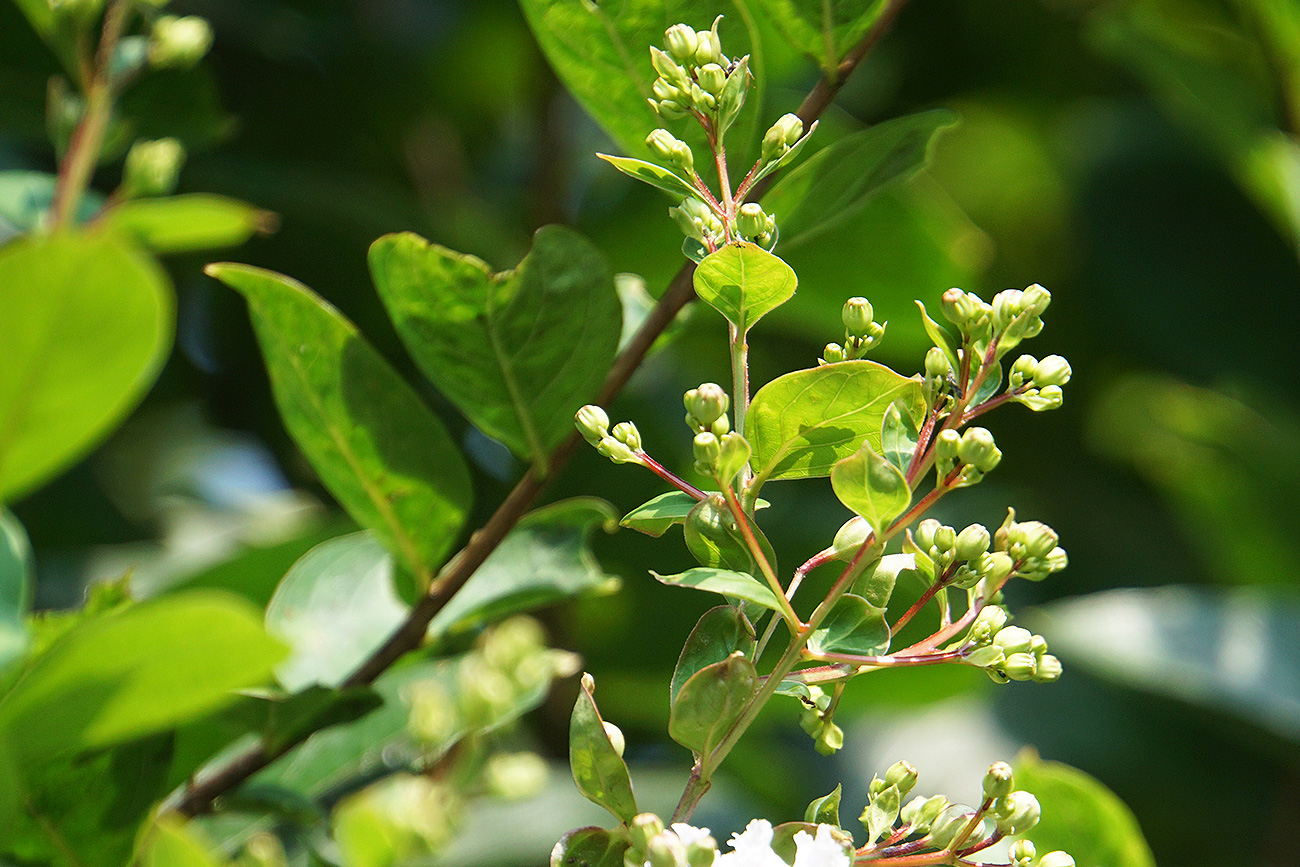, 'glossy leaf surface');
671,605,756,704
756,0,888,69
805,783,842,826
211,262,471,583
550,826,630,867
569,674,637,823
831,441,911,536
0,232,171,501
683,494,778,578
651,567,783,613
370,227,620,467
806,593,890,656
669,653,756,756
748,361,924,485
693,243,798,334
597,154,698,200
